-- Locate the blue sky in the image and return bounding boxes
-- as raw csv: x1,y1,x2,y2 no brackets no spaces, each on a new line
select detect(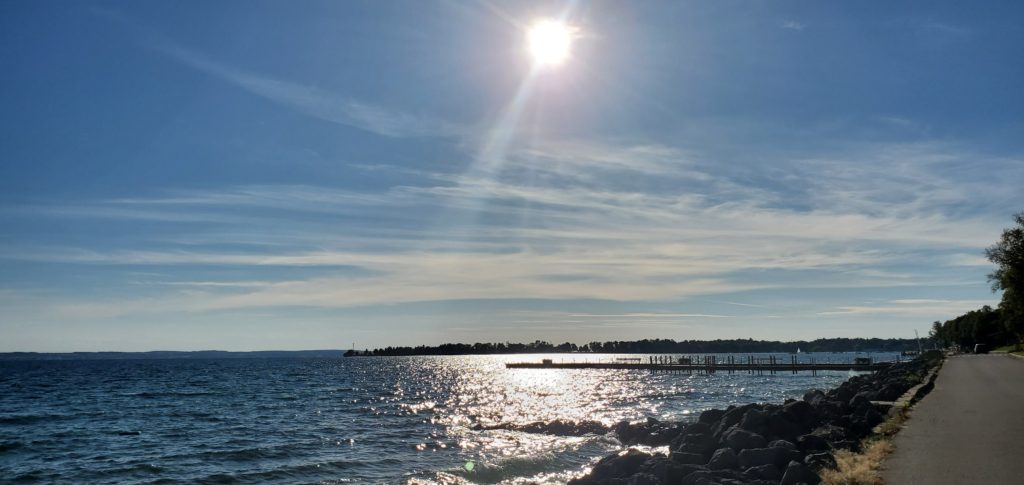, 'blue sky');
1,1,1022,351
